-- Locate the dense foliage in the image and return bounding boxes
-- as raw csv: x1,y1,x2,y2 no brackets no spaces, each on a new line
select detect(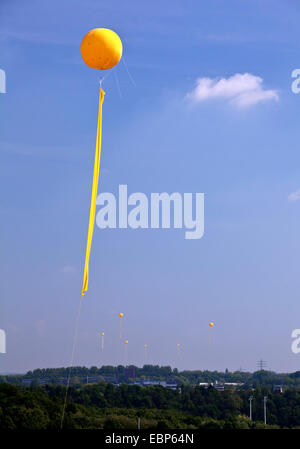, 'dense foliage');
1,365,297,388
1,381,300,429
